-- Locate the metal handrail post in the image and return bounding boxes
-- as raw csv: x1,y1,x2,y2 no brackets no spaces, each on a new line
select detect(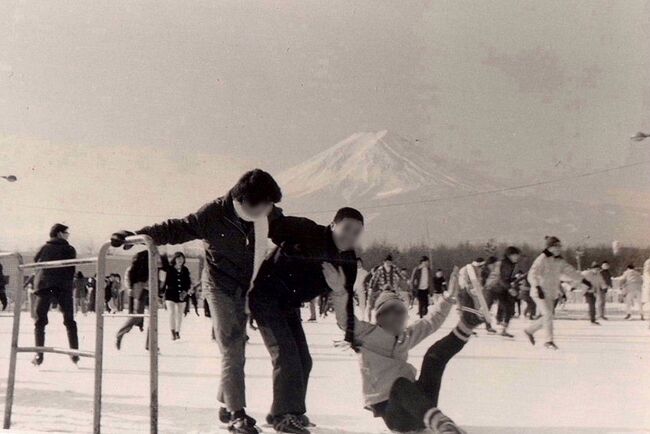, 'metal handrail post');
93,242,111,434
144,237,158,434
2,252,23,429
